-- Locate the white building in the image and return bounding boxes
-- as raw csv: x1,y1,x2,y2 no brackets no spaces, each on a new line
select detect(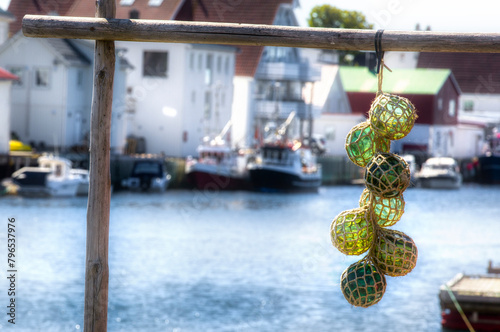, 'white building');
230,1,320,147
0,33,129,153
5,0,312,156
117,42,236,156
0,67,17,153
0,8,14,46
